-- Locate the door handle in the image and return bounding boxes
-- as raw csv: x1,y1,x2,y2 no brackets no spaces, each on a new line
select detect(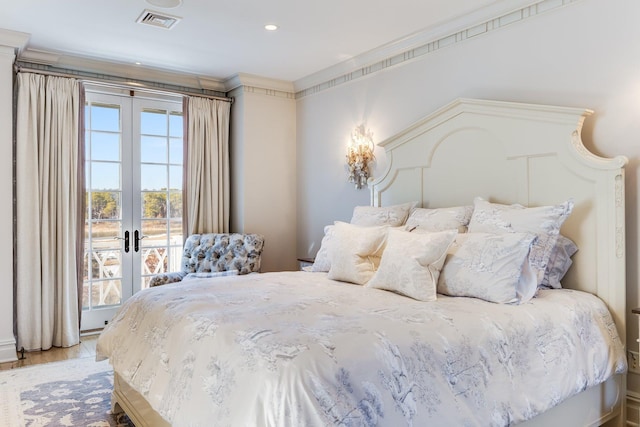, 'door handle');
134,230,148,252
114,230,130,253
